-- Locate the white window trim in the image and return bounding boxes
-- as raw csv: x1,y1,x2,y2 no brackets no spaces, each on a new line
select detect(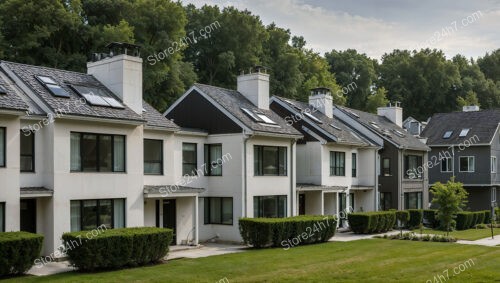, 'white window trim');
491,156,497,173
440,157,453,173
459,156,475,173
